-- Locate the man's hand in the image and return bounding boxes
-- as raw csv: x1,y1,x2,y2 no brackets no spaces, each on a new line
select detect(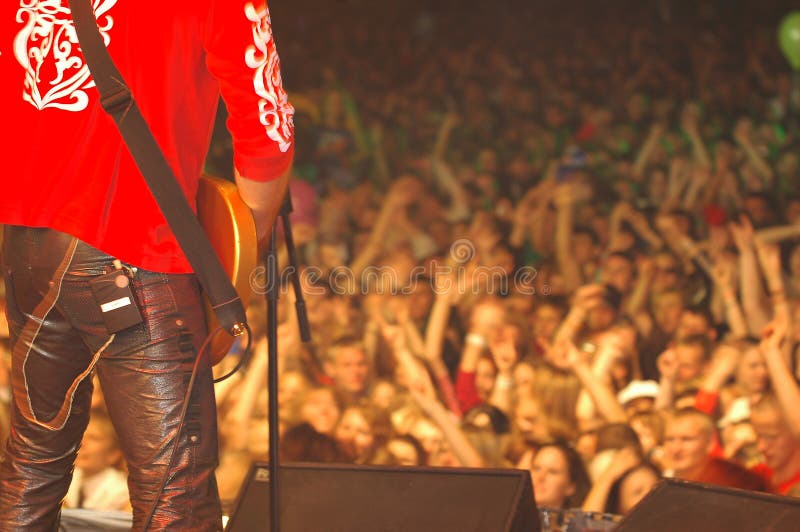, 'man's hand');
573,284,608,313
235,167,292,250
386,175,422,209
728,215,755,253
553,182,578,209
601,447,643,482
761,317,789,354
